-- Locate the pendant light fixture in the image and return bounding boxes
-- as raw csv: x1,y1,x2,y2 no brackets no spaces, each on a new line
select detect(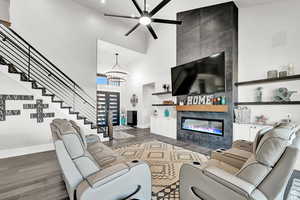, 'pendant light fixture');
105,53,128,84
